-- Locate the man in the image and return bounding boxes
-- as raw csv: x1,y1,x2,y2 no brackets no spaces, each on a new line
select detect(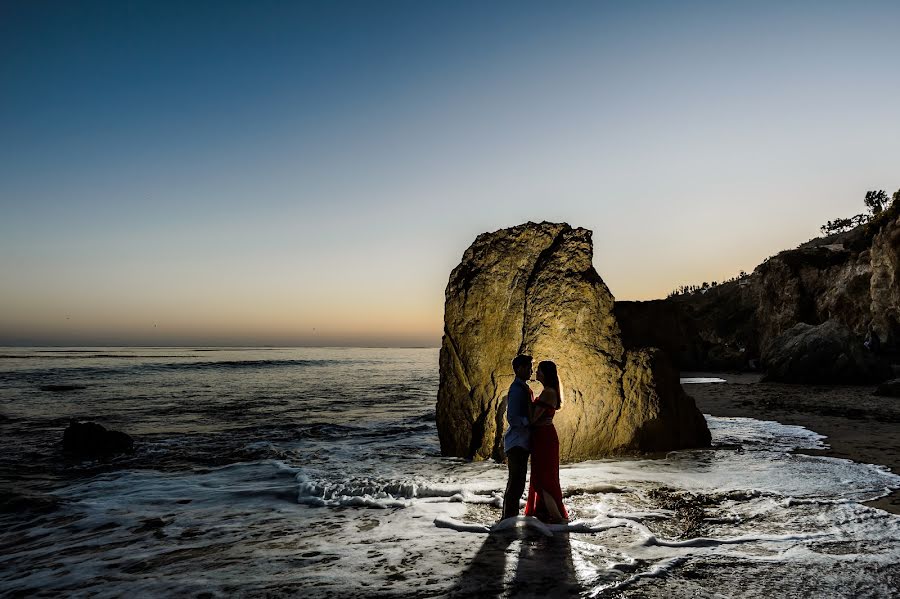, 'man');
865,324,881,354
502,354,533,520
